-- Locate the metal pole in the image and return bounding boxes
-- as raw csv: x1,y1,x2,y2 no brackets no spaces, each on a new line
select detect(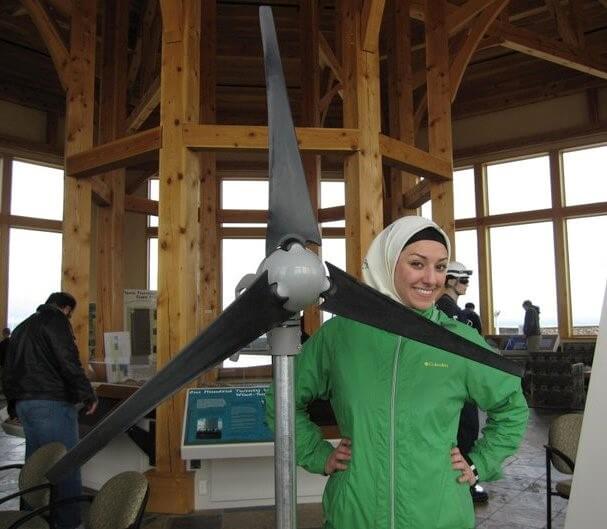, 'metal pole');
268,319,301,529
